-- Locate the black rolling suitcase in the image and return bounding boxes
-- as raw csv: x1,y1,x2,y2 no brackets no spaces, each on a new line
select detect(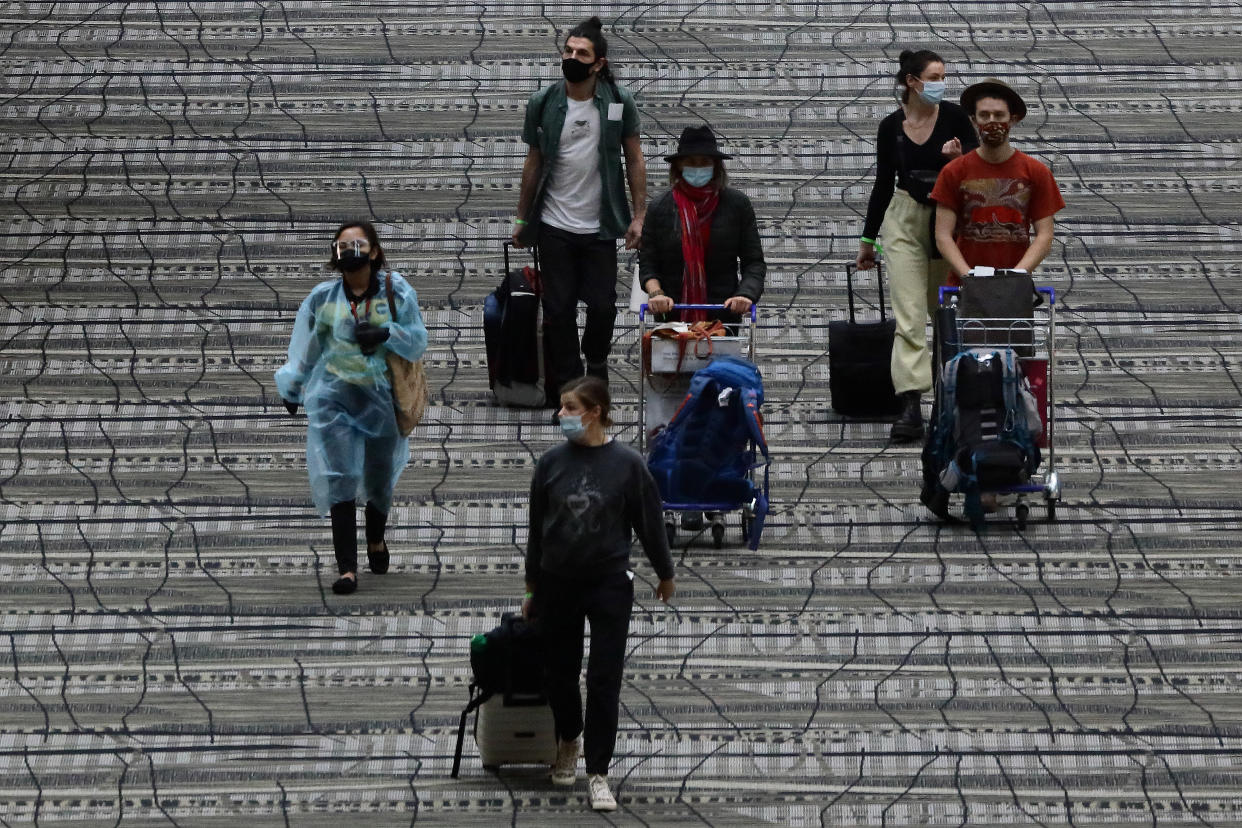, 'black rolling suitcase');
829,262,902,418
484,243,548,407
451,612,555,777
